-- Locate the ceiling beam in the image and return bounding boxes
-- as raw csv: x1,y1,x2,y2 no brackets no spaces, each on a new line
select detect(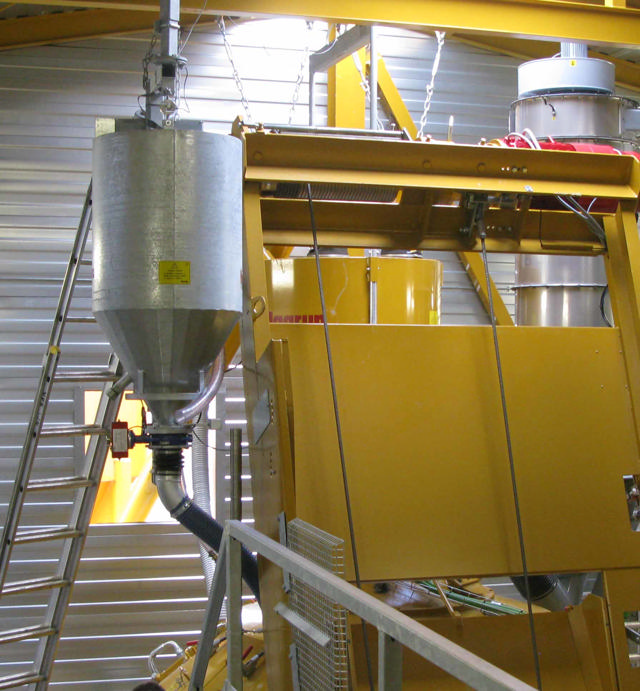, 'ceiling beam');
3,0,640,48
451,32,640,93
0,10,152,49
